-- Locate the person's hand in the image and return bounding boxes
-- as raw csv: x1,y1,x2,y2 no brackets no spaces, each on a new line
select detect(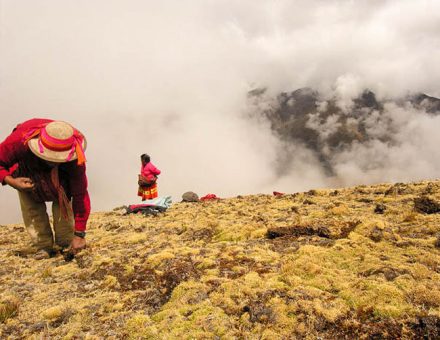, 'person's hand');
70,236,86,254
4,176,34,192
